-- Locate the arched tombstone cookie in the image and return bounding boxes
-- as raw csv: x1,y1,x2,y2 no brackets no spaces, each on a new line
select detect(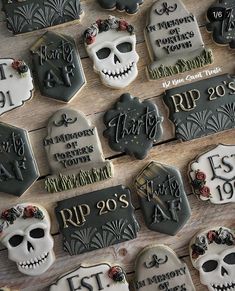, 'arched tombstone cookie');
84,16,139,89
190,226,235,291
189,144,235,204
3,0,84,35
145,0,213,80
103,93,163,160
30,31,86,103
44,108,113,193
133,245,196,291
207,0,235,49
0,122,39,197
97,0,144,14
0,203,55,276
0,59,33,116
50,263,129,290
135,162,191,235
